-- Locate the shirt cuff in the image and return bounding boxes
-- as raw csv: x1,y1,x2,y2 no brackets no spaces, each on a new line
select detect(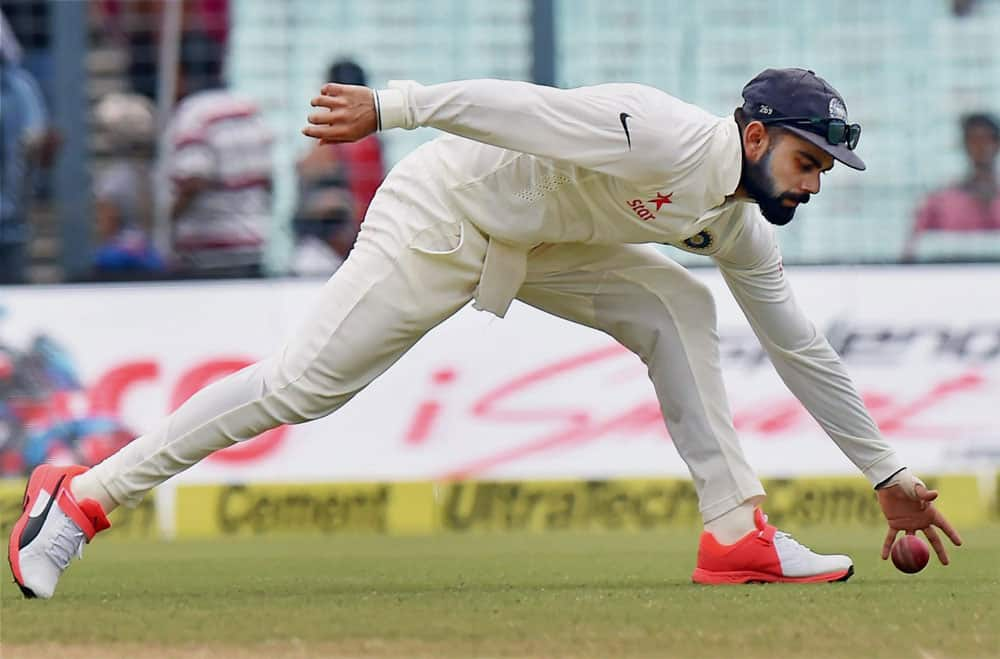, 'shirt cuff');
861,452,907,488
374,85,410,132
